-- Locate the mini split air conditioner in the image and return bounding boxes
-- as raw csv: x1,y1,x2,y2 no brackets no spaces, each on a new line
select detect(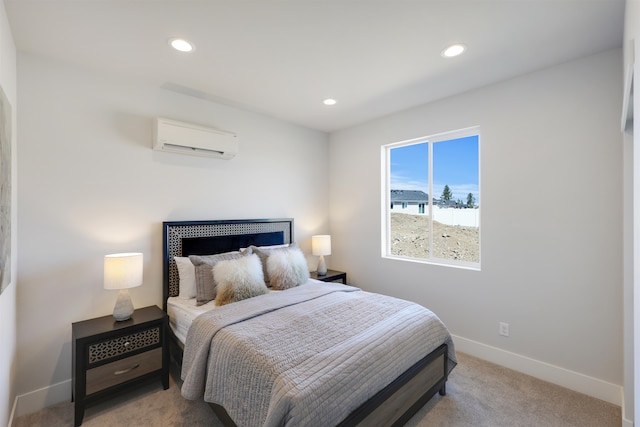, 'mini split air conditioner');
153,117,239,159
